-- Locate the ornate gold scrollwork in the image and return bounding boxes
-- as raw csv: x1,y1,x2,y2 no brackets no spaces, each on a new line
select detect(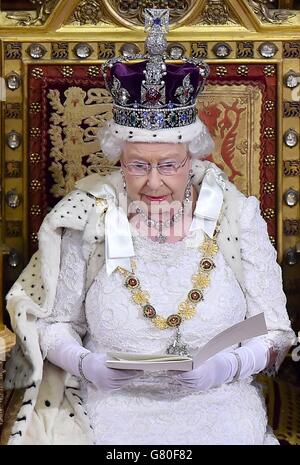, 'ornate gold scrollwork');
194,0,237,25
69,0,109,25
105,0,192,27
5,0,59,26
247,0,295,24
202,0,231,24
